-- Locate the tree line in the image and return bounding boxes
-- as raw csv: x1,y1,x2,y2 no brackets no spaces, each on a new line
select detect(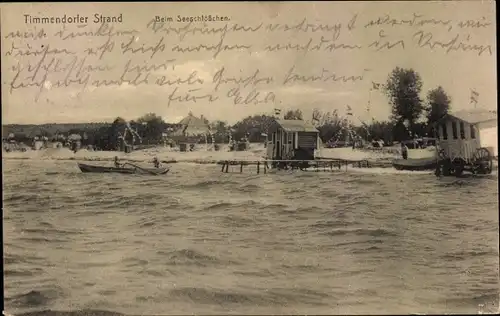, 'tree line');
201,67,452,145
5,66,451,149
226,66,452,146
